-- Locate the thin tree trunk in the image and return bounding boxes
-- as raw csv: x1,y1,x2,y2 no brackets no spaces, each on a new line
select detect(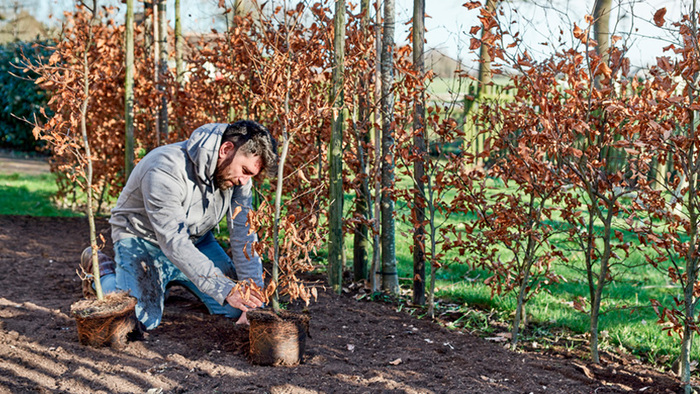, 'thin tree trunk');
411,0,426,305
427,181,437,317
144,1,153,54
152,1,160,146
82,0,103,301
328,0,346,293
681,70,697,391
353,0,371,283
271,131,290,313
175,0,184,84
227,0,243,122
476,0,495,97
124,0,135,180
272,6,294,313
590,211,613,364
593,0,611,66
370,0,382,294
157,0,168,139
512,195,540,346
380,0,398,294
512,257,532,347
468,0,496,166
